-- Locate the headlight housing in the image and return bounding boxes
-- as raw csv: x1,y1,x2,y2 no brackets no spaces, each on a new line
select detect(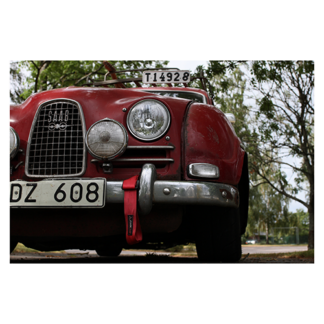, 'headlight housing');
10,126,20,159
127,99,171,141
86,118,128,160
